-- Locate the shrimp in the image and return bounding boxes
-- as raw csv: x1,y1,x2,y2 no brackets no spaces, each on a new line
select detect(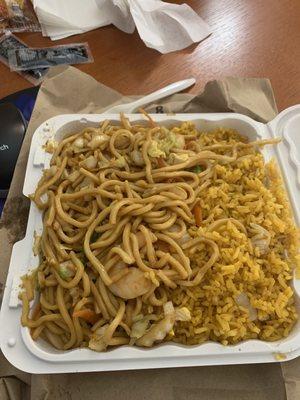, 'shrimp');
135,302,191,347
108,229,156,300
109,262,153,299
